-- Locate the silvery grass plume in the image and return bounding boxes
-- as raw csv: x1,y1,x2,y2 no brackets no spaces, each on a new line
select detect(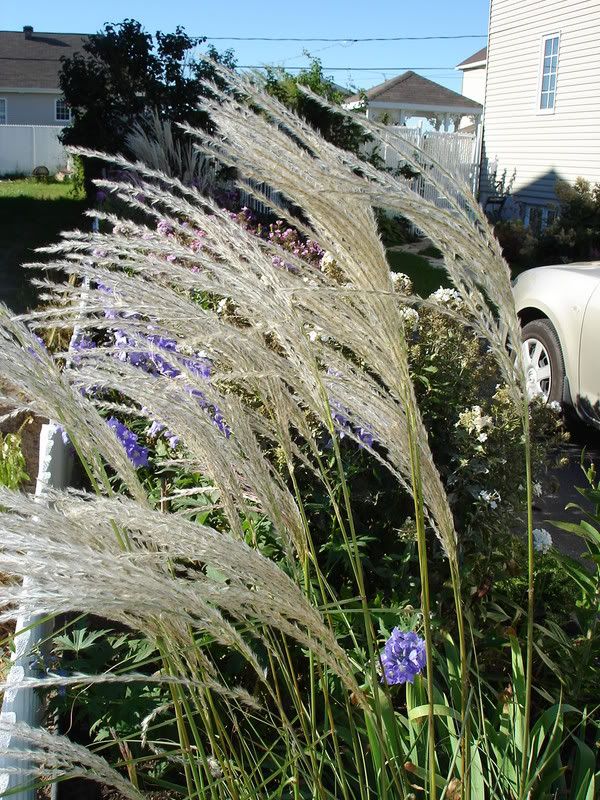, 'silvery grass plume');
192,67,526,406
126,110,217,193
0,309,145,501
23,67,526,561
0,487,357,695
30,150,457,559
0,721,143,800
